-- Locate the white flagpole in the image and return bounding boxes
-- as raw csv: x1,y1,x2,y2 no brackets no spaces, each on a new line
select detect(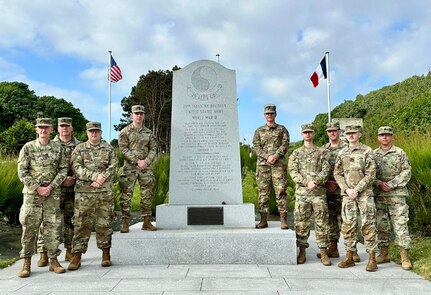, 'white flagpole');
108,51,112,143
326,51,331,123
